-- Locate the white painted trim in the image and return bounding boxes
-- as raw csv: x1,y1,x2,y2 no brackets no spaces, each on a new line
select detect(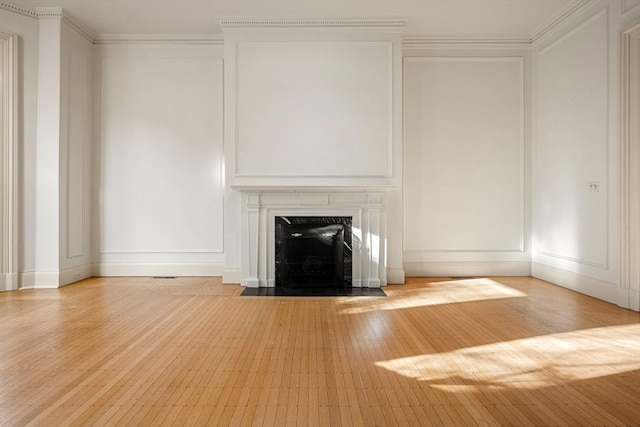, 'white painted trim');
32,271,60,289
0,273,17,291
404,262,531,277
94,34,225,45
402,35,531,47
0,31,18,292
386,267,405,284
219,17,408,31
35,7,94,43
59,263,92,286
222,267,241,284
100,250,225,255
0,2,38,18
532,262,624,307
531,0,594,43
619,22,640,312
18,271,36,289
18,265,92,288
94,262,224,277
538,8,608,55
